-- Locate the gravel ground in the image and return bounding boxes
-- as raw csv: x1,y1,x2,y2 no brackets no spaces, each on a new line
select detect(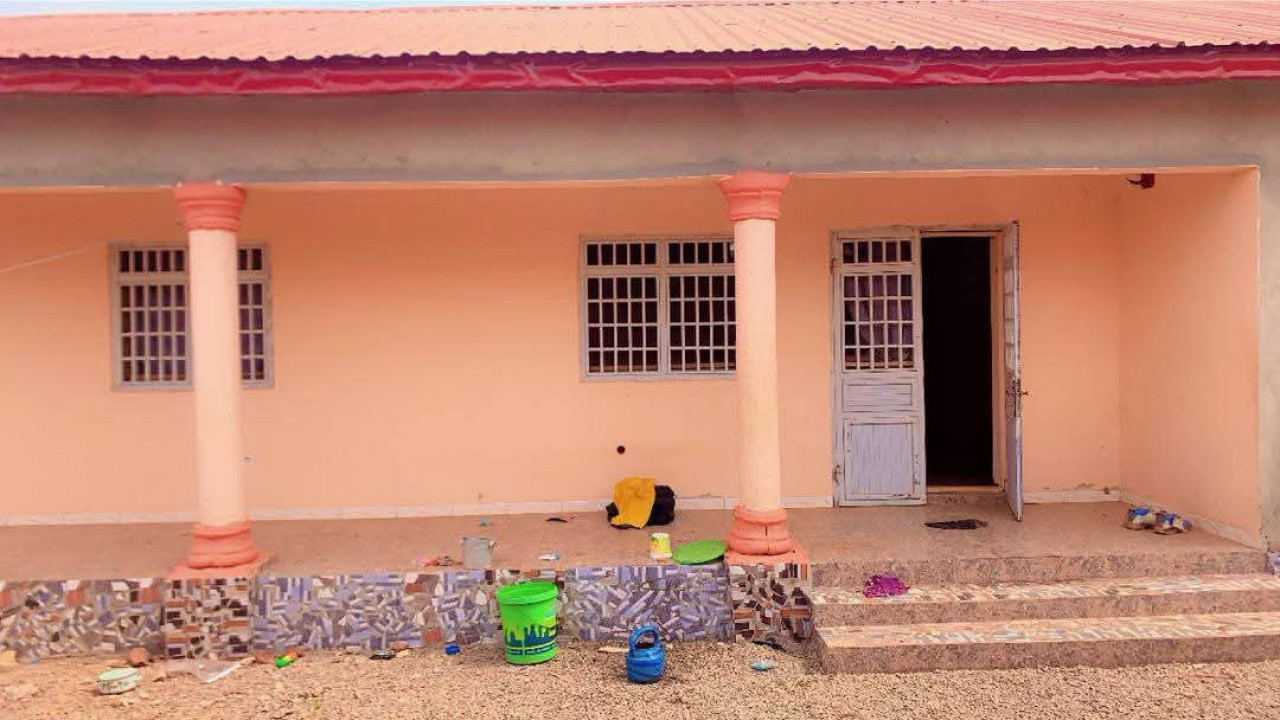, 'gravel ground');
2,642,1278,720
